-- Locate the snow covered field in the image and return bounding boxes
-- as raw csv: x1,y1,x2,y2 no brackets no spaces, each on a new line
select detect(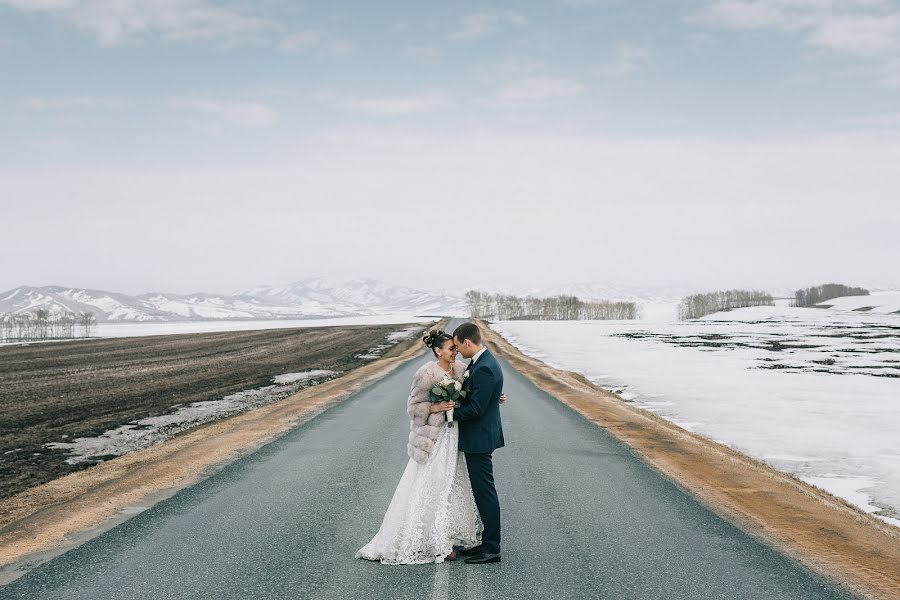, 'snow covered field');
0,314,434,346
493,292,900,528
